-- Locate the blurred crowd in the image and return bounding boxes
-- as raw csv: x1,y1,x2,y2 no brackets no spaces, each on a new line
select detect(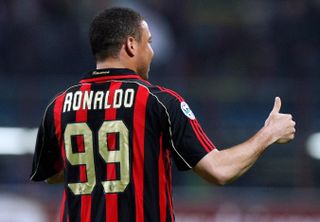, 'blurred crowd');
1,0,320,188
